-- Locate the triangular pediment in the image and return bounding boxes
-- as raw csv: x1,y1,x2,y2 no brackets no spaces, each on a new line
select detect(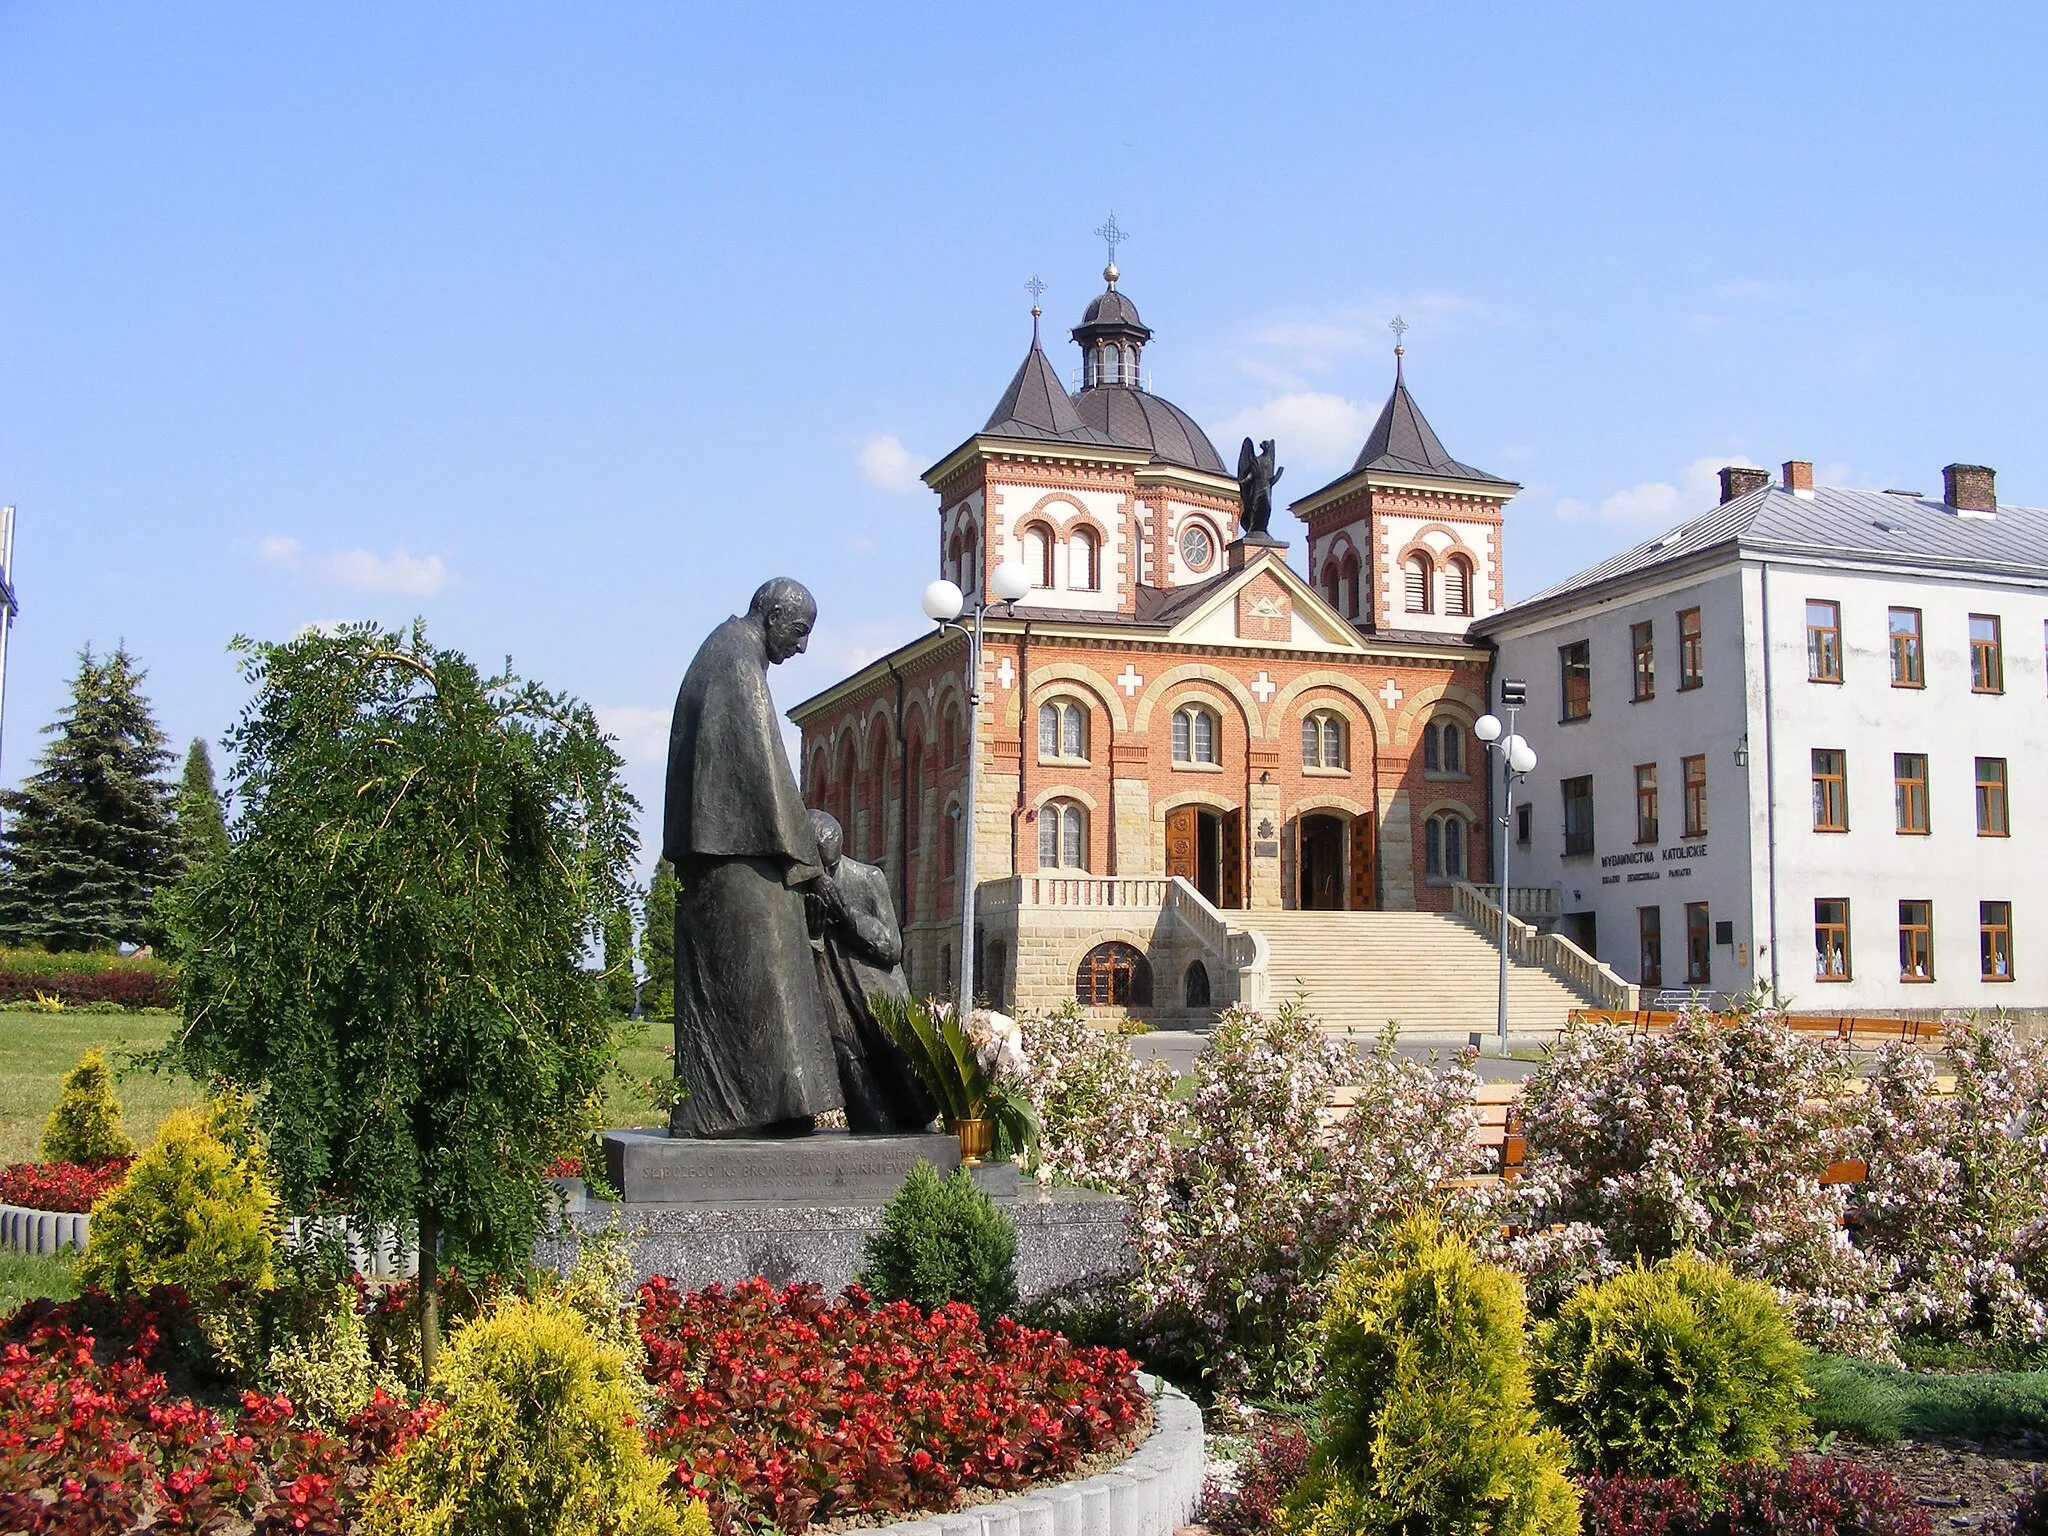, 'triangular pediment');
1161,552,1367,652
